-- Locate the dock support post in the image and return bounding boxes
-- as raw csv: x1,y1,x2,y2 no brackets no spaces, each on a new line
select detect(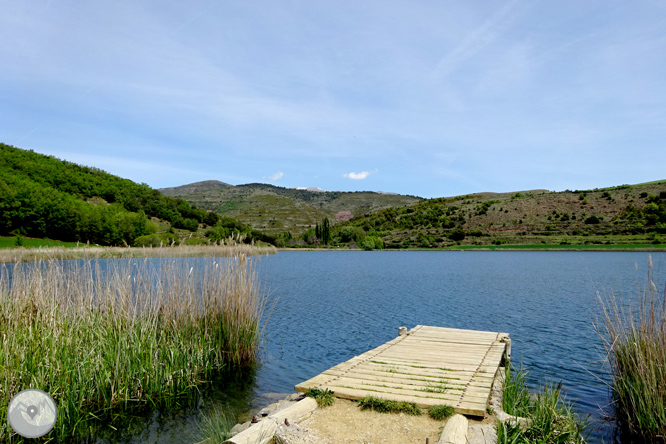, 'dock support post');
499,334,511,366
399,326,408,336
